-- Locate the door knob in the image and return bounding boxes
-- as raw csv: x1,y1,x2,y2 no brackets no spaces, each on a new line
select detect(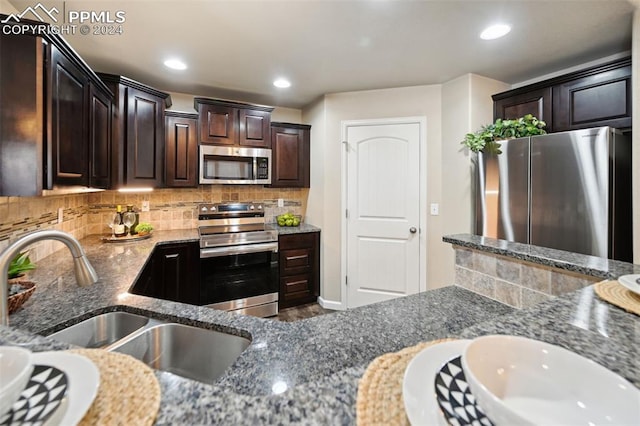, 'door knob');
409,227,417,234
